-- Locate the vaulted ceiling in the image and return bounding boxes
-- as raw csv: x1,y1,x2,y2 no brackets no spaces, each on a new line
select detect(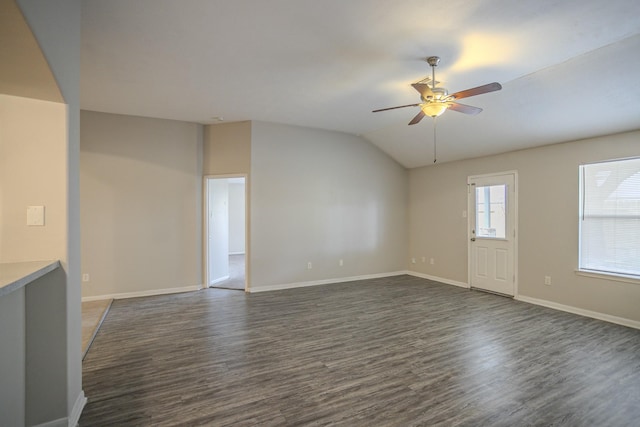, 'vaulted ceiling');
81,0,640,168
